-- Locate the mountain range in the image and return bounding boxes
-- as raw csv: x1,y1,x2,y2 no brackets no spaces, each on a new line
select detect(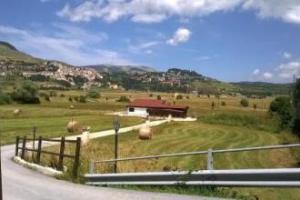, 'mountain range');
0,41,293,96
